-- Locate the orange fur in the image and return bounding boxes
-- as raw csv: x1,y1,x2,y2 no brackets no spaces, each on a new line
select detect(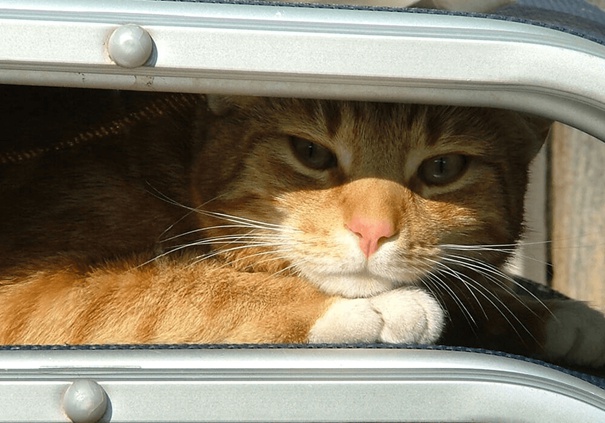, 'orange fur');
2,91,603,367
0,257,331,344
